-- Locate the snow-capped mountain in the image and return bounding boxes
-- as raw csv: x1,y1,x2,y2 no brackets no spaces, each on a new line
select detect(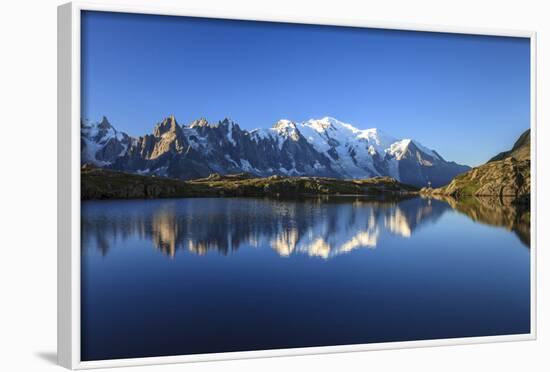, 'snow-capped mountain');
81,116,132,166
81,115,470,187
